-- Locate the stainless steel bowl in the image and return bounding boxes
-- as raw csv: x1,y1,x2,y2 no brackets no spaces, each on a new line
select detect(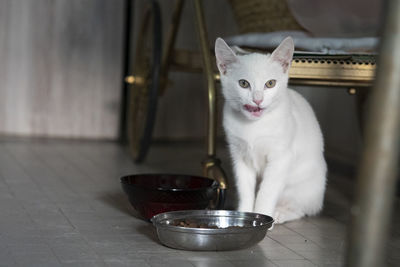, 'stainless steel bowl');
151,210,274,251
